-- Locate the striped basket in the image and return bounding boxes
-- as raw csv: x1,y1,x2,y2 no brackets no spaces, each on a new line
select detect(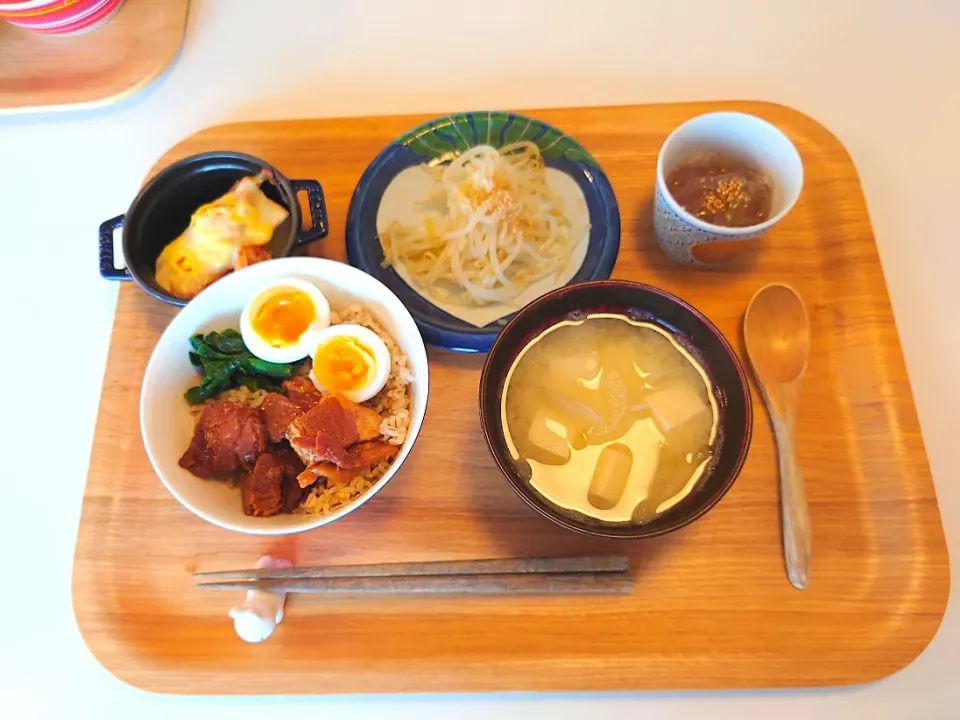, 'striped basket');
0,0,125,36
